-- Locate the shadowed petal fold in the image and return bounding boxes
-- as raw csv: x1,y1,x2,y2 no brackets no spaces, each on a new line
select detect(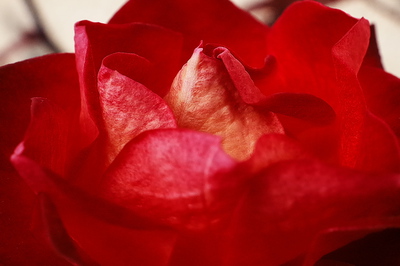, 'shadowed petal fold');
109,0,270,68
165,48,284,160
